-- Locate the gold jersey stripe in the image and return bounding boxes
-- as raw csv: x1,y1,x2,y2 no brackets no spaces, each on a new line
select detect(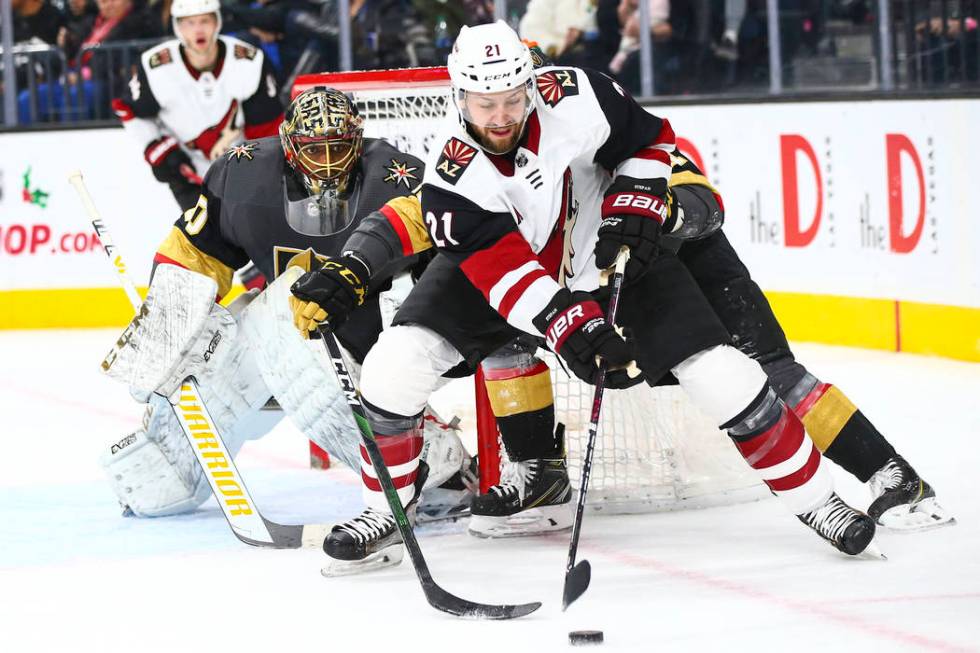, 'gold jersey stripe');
670,169,718,194
387,194,432,254
802,385,858,452
156,227,236,299
485,367,554,417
